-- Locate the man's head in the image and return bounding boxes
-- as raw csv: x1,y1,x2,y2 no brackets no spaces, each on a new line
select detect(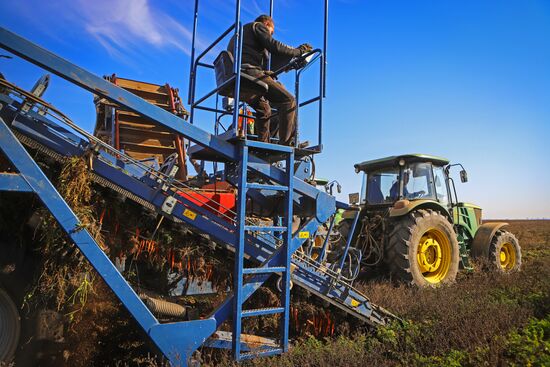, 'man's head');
255,15,274,35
